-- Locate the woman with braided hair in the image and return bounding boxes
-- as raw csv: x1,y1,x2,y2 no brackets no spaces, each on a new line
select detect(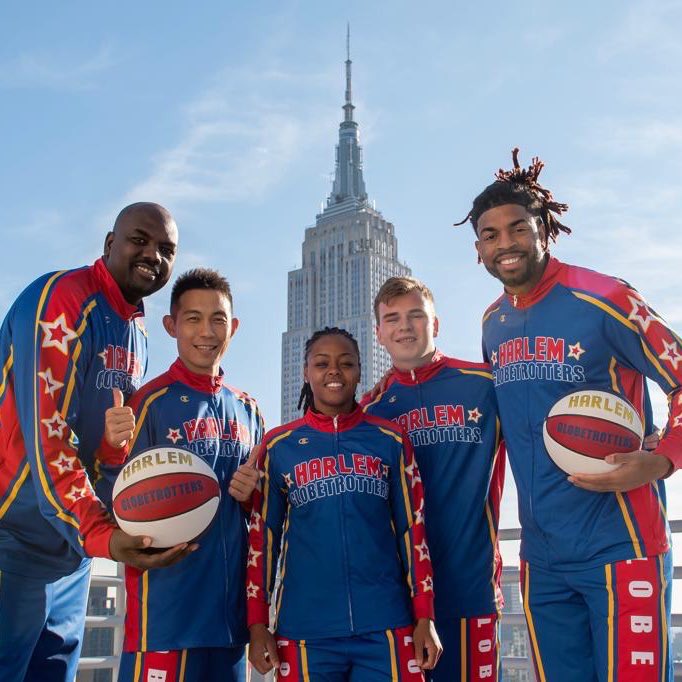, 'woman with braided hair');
247,326,441,680
460,149,682,681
